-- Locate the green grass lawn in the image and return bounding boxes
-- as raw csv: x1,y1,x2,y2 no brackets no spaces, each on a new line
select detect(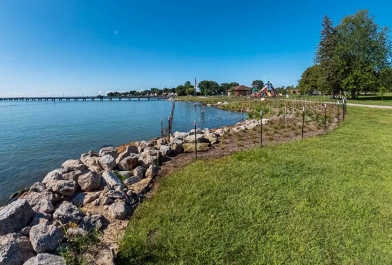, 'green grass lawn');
348,93,392,106
118,107,392,265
